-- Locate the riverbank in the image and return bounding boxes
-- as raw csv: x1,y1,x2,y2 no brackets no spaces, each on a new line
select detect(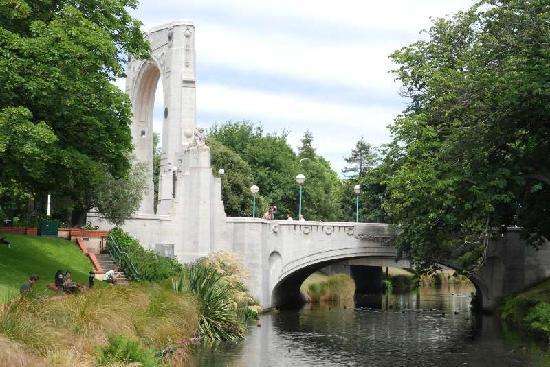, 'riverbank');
0,232,260,366
501,278,550,341
0,283,199,366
